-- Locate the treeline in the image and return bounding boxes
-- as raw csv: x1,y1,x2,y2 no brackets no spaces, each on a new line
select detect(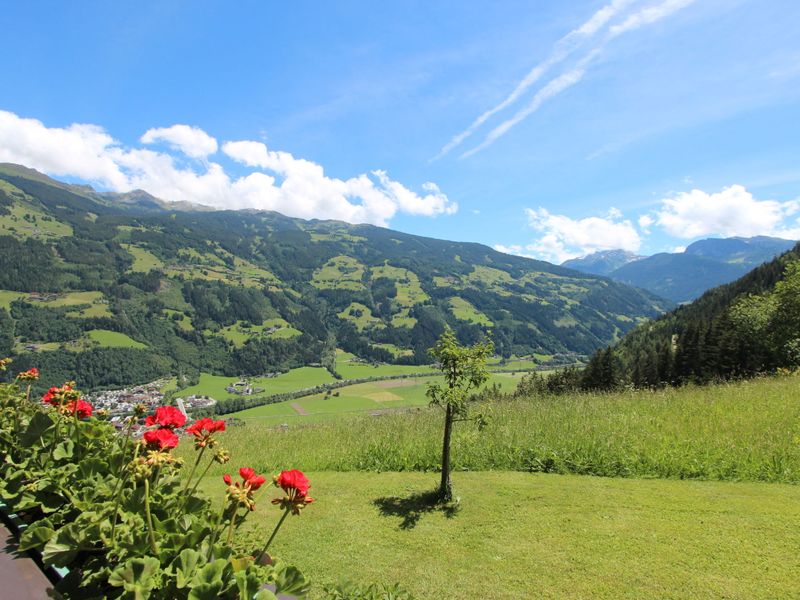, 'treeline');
520,248,800,396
